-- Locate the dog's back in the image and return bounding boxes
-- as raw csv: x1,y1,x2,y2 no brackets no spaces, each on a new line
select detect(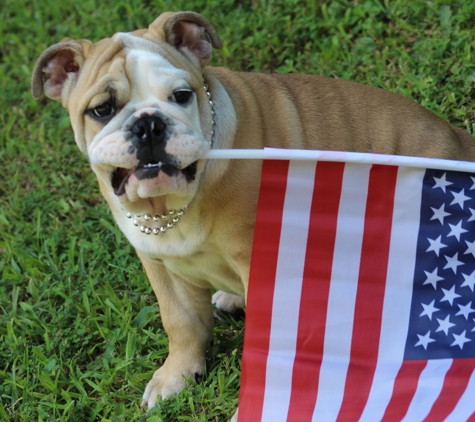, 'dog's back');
210,67,475,162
